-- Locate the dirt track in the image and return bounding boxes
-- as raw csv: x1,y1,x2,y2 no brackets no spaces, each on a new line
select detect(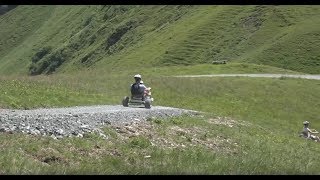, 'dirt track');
174,74,320,80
